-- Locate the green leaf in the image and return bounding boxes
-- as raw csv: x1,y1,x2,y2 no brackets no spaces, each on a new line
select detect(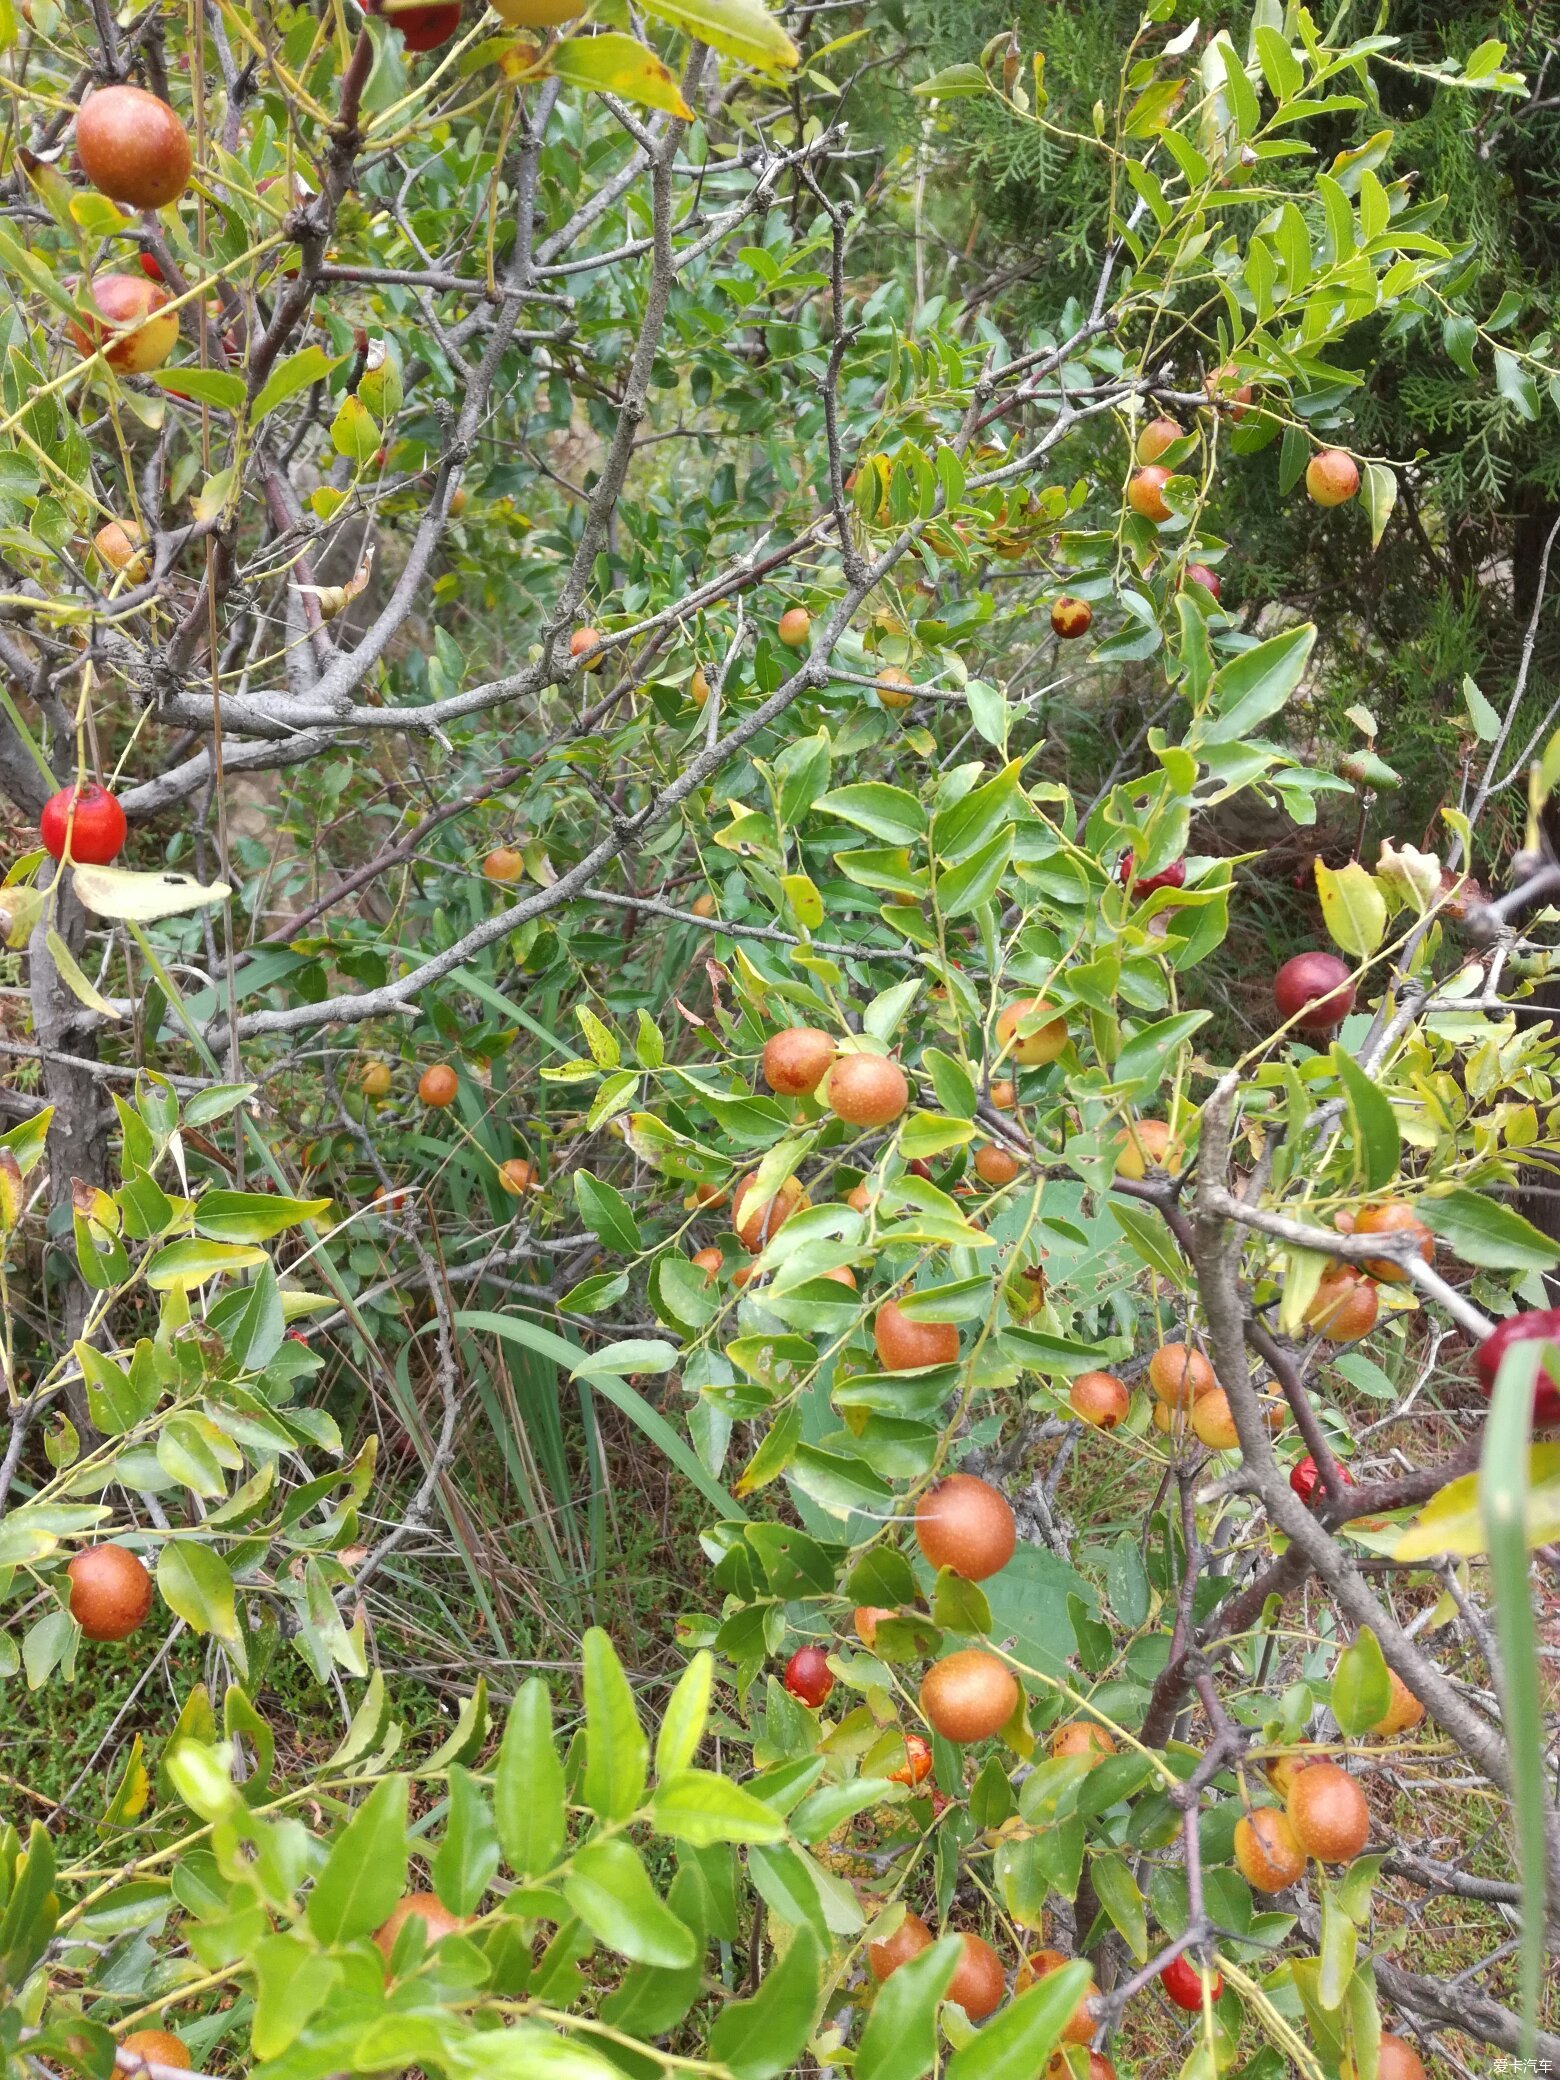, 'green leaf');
495,1677,566,1879
1317,1883,1357,2009
855,1934,961,2080
331,393,379,463
651,1770,789,1845
1092,1851,1147,1960
151,367,244,412
582,1626,649,1821
912,61,989,98
634,0,798,70
306,1775,409,1944
1421,1189,1560,1272
143,1238,268,1289
252,345,340,423
251,1933,341,2060
935,829,1011,918
1462,675,1501,742
193,1189,330,1242
1198,623,1316,745
157,1543,237,1644
816,783,926,844
432,1765,500,1916
574,1170,642,1251
1315,859,1385,958
656,1652,713,1779
706,1923,822,2079
1331,1628,1392,1737
572,1337,678,1380
1330,1045,1401,1191
1361,461,1396,551
945,1959,1092,2079
550,32,694,118
46,927,119,1020
1113,1011,1209,1094
563,1838,697,1967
